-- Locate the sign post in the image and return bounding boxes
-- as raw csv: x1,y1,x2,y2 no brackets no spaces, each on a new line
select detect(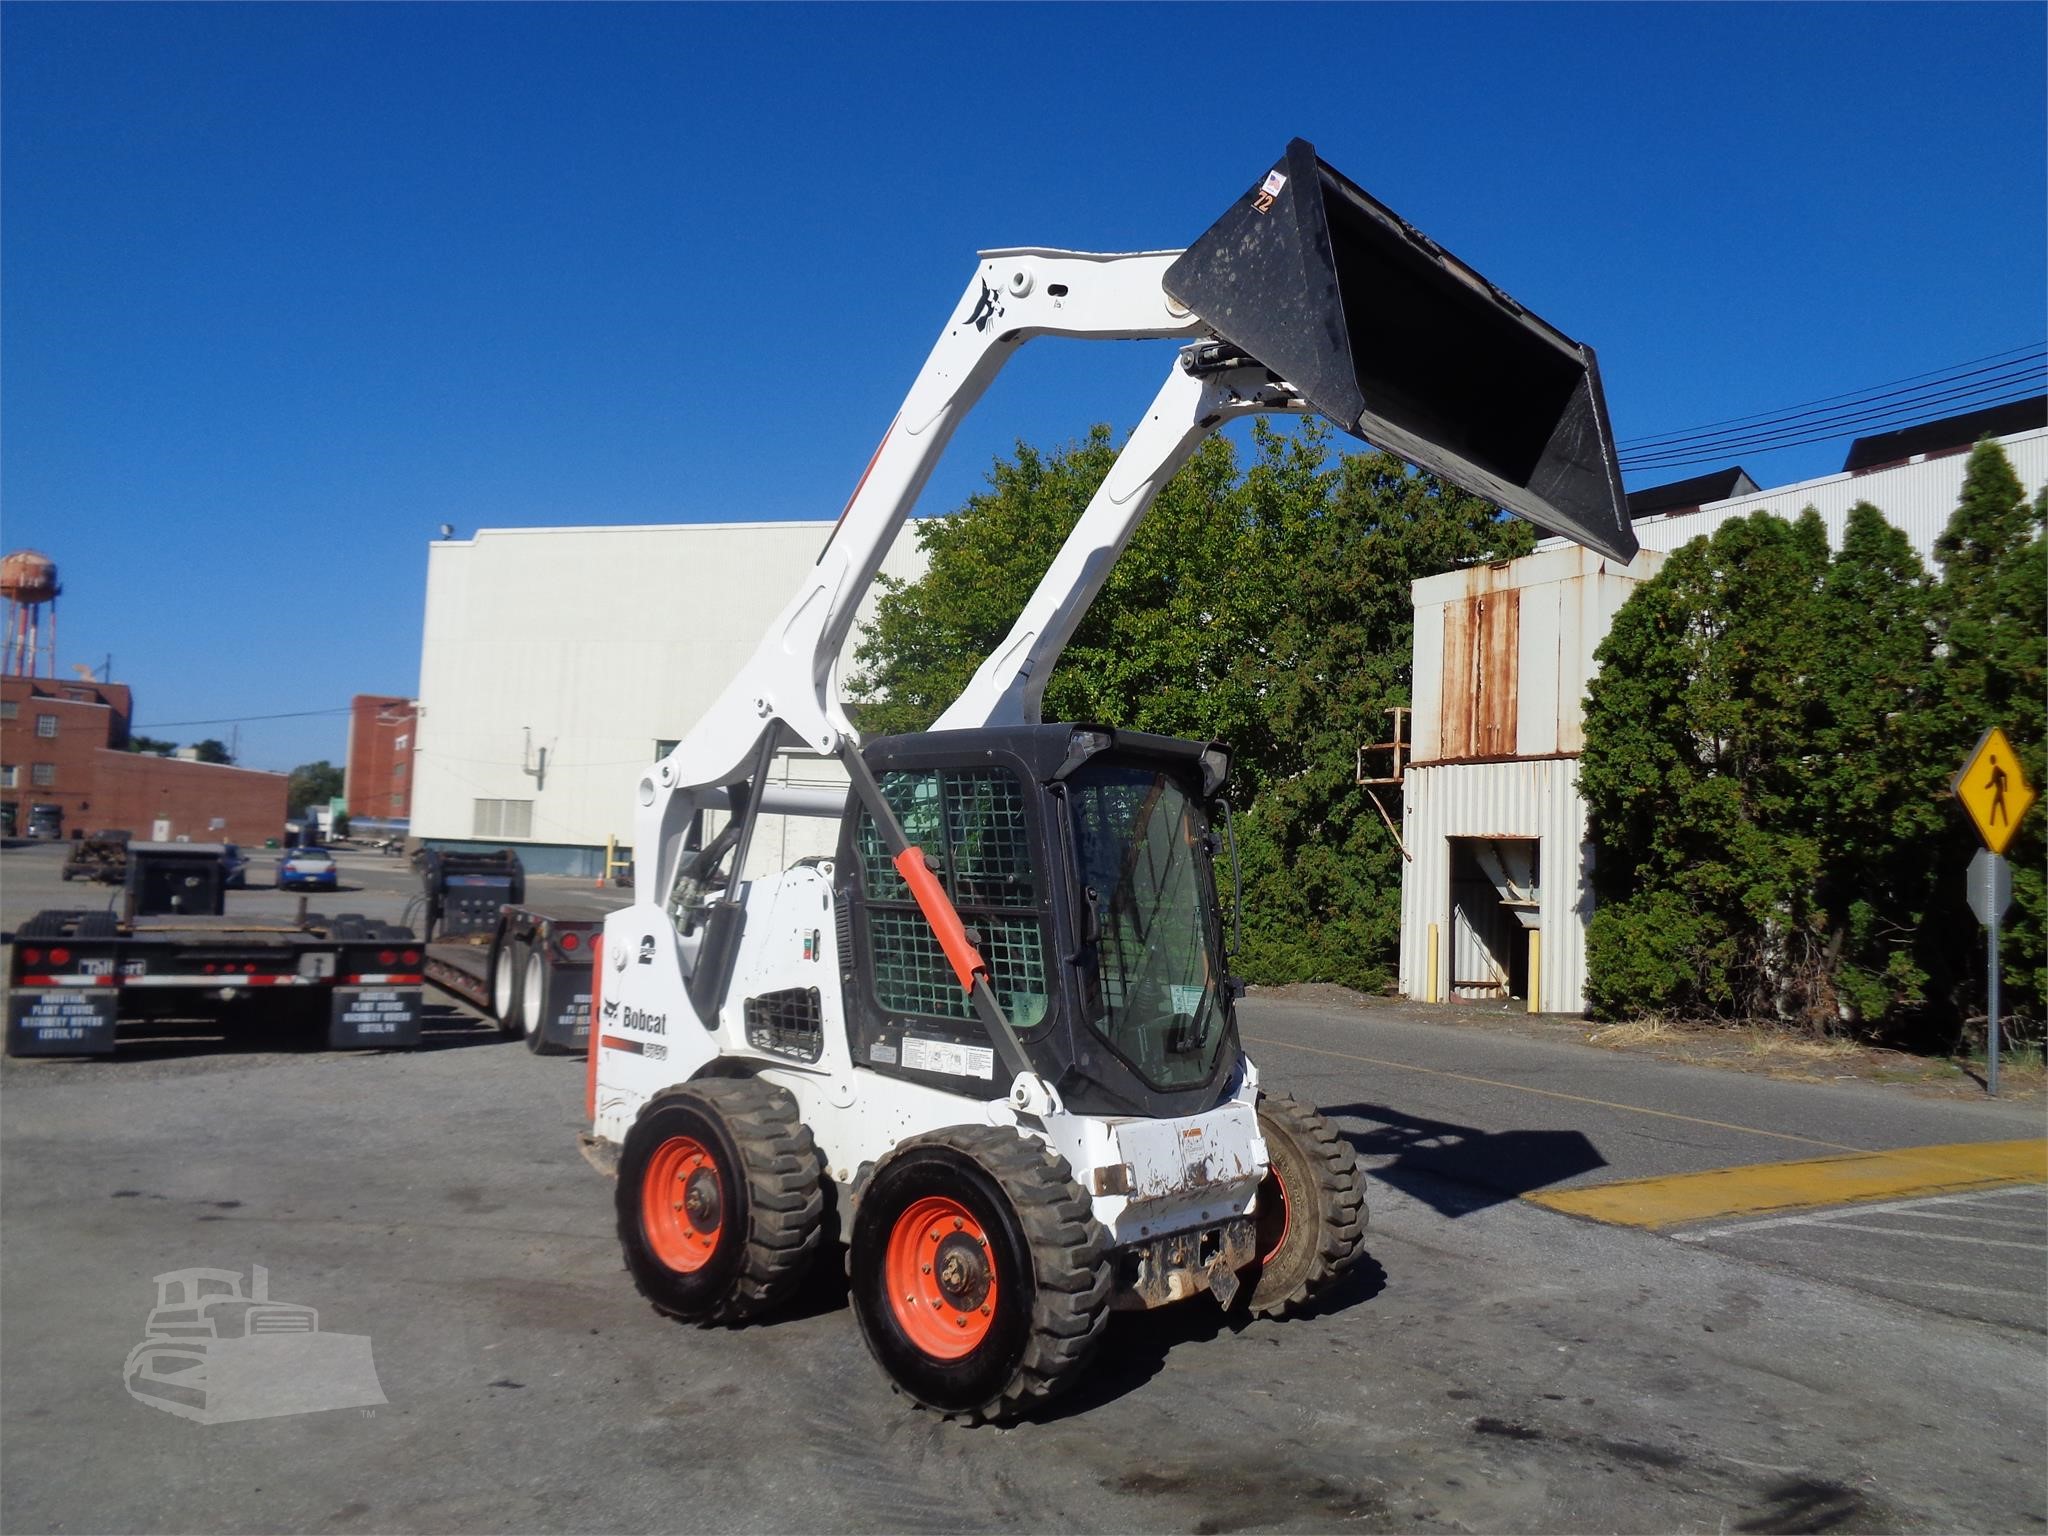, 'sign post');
1953,729,2035,1098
